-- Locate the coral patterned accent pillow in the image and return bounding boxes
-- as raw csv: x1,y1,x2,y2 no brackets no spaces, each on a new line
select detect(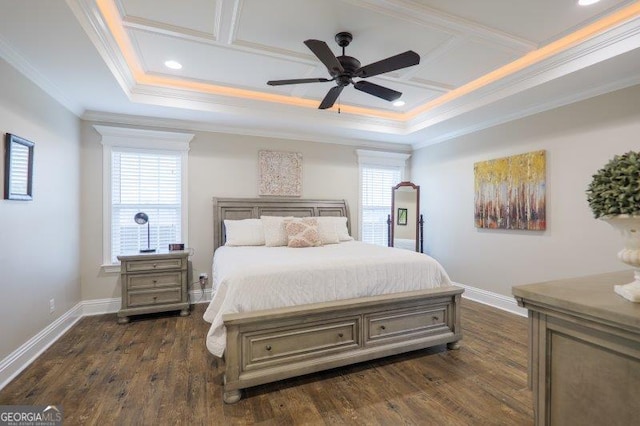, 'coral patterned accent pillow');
284,217,321,248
